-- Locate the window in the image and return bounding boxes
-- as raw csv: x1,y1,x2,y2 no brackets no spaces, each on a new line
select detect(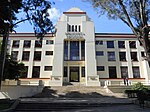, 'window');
119,52,126,61
32,66,40,78
72,25,74,32
118,41,125,48
97,66,105,71
46,40,54,44
11,51,18,61
12,40,20,48
148,62,150,67
34,51,41,61
23,40,31,48
129,41,136,48
108,52,116,61
45,51,53,55
44,66,52,71
141,52,145,57
81,41,85,60
109,66,117,78
20,66,28,78
64,41,68,60
131,52,138,61
64,67,68,77
35,40,42,48
22,51,30,61
78,25,81,32
68,25,71,32
120,67,128,78
75,25,77,32
81,67,85,77
107,41,114,48
95,41,103,45
70,41,79,60
132,67,140,78
96,51,104,56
